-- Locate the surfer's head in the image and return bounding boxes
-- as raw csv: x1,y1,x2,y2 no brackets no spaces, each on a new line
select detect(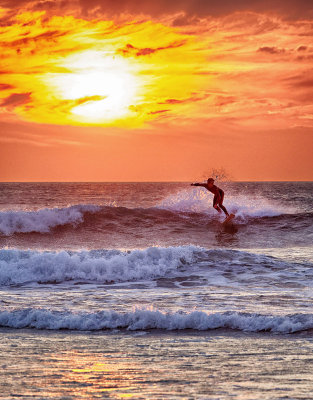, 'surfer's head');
207,178,214,185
